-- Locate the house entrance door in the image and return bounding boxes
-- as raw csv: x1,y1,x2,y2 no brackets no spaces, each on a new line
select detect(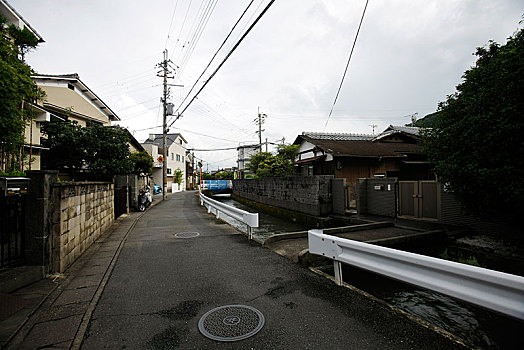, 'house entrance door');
398,181,440,220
